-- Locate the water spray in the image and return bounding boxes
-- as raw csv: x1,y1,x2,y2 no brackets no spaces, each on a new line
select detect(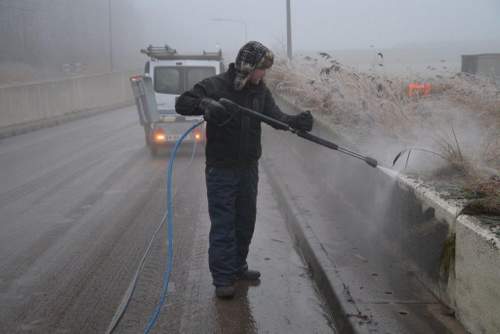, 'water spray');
220,98,379,168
